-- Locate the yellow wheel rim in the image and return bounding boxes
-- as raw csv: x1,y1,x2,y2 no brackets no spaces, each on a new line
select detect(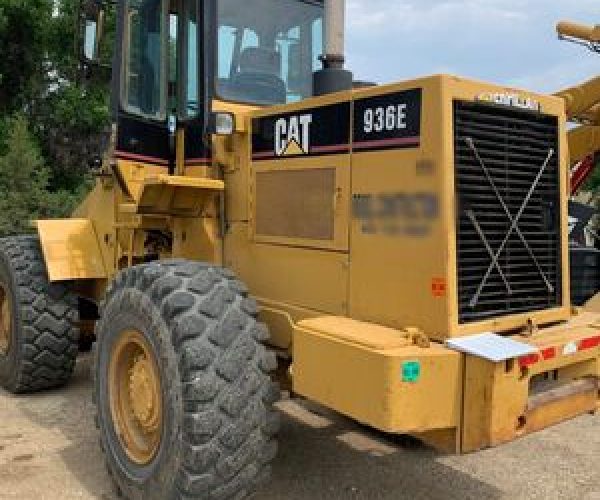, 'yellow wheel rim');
109,329,163,465
0,284,12,355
